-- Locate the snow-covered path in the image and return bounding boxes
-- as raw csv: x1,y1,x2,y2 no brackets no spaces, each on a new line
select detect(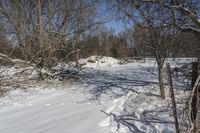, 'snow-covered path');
0,85,116,133
0,82,119,133
0,63,158,133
